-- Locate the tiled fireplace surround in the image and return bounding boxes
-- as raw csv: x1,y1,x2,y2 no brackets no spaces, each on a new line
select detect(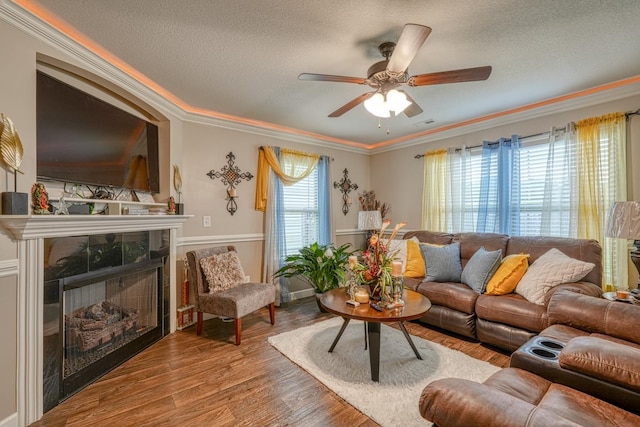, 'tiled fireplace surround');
0,215,188,427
